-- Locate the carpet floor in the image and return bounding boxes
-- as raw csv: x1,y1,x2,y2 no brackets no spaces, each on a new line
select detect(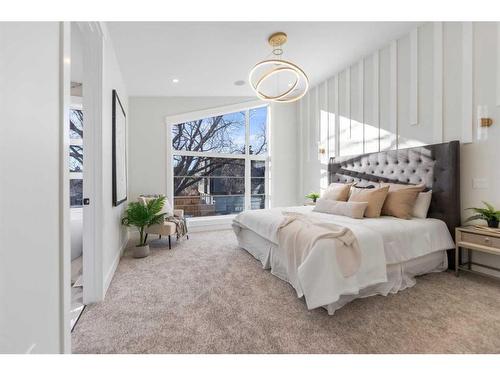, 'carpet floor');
72,230,500,354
